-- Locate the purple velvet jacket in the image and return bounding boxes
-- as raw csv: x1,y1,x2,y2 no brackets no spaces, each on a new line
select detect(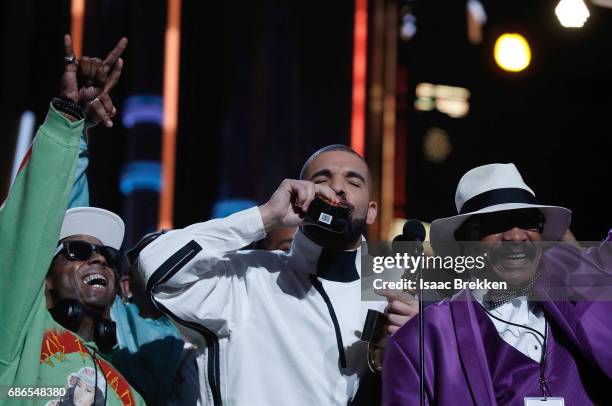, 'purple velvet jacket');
383,239,612,405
